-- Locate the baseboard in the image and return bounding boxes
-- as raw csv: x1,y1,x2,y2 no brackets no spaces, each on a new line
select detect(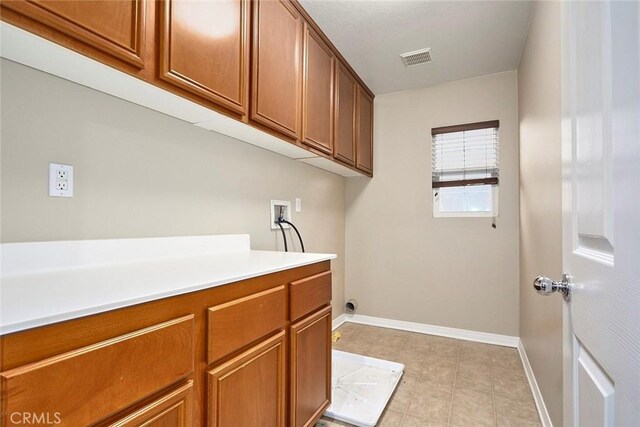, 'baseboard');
518,339,553,427
332,313,348,330
334,313,519,348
